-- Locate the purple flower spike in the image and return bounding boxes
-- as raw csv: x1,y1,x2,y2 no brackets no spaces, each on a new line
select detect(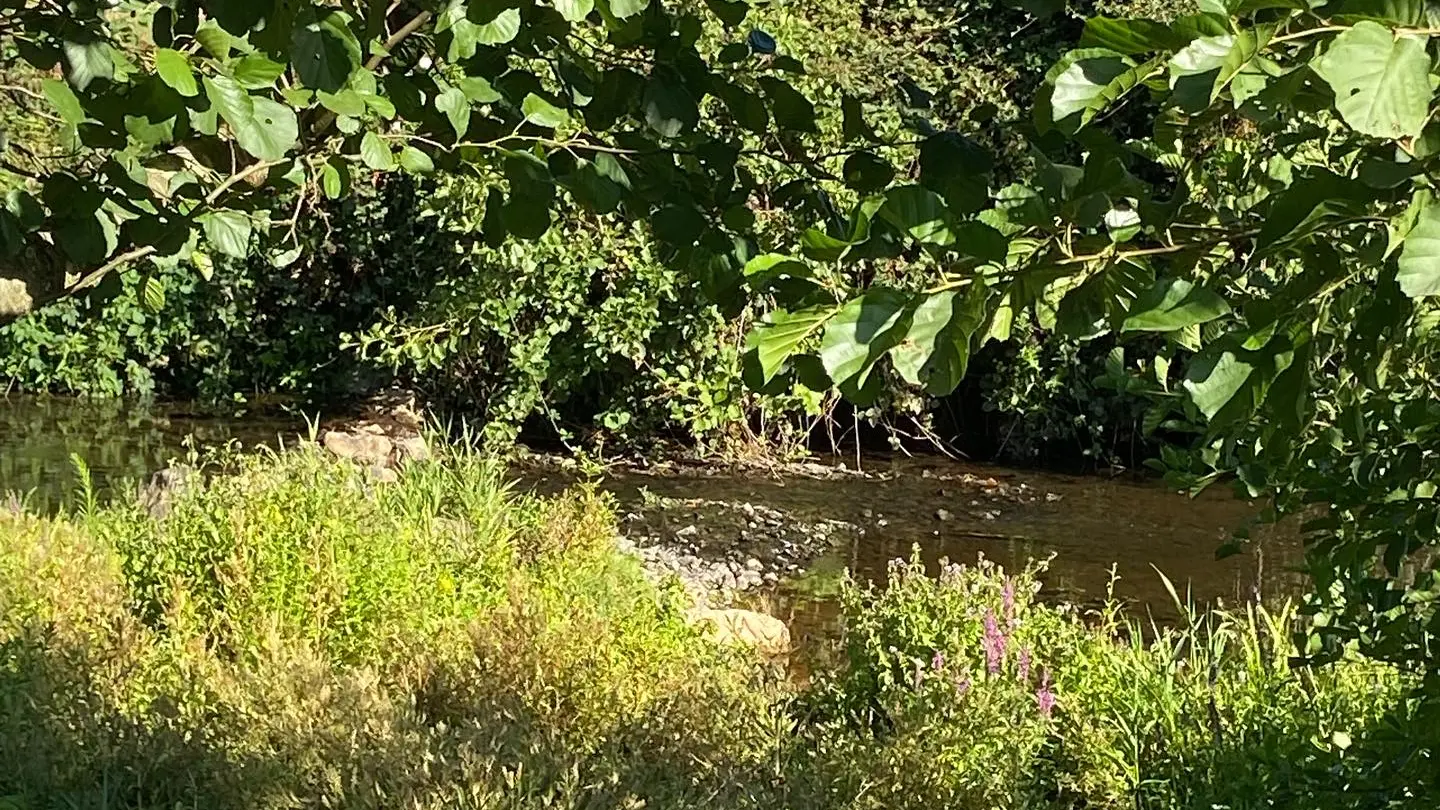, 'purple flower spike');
1036,670,1056,719
932,650,946,672
1018,647,1032,683
983,609,1007,676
